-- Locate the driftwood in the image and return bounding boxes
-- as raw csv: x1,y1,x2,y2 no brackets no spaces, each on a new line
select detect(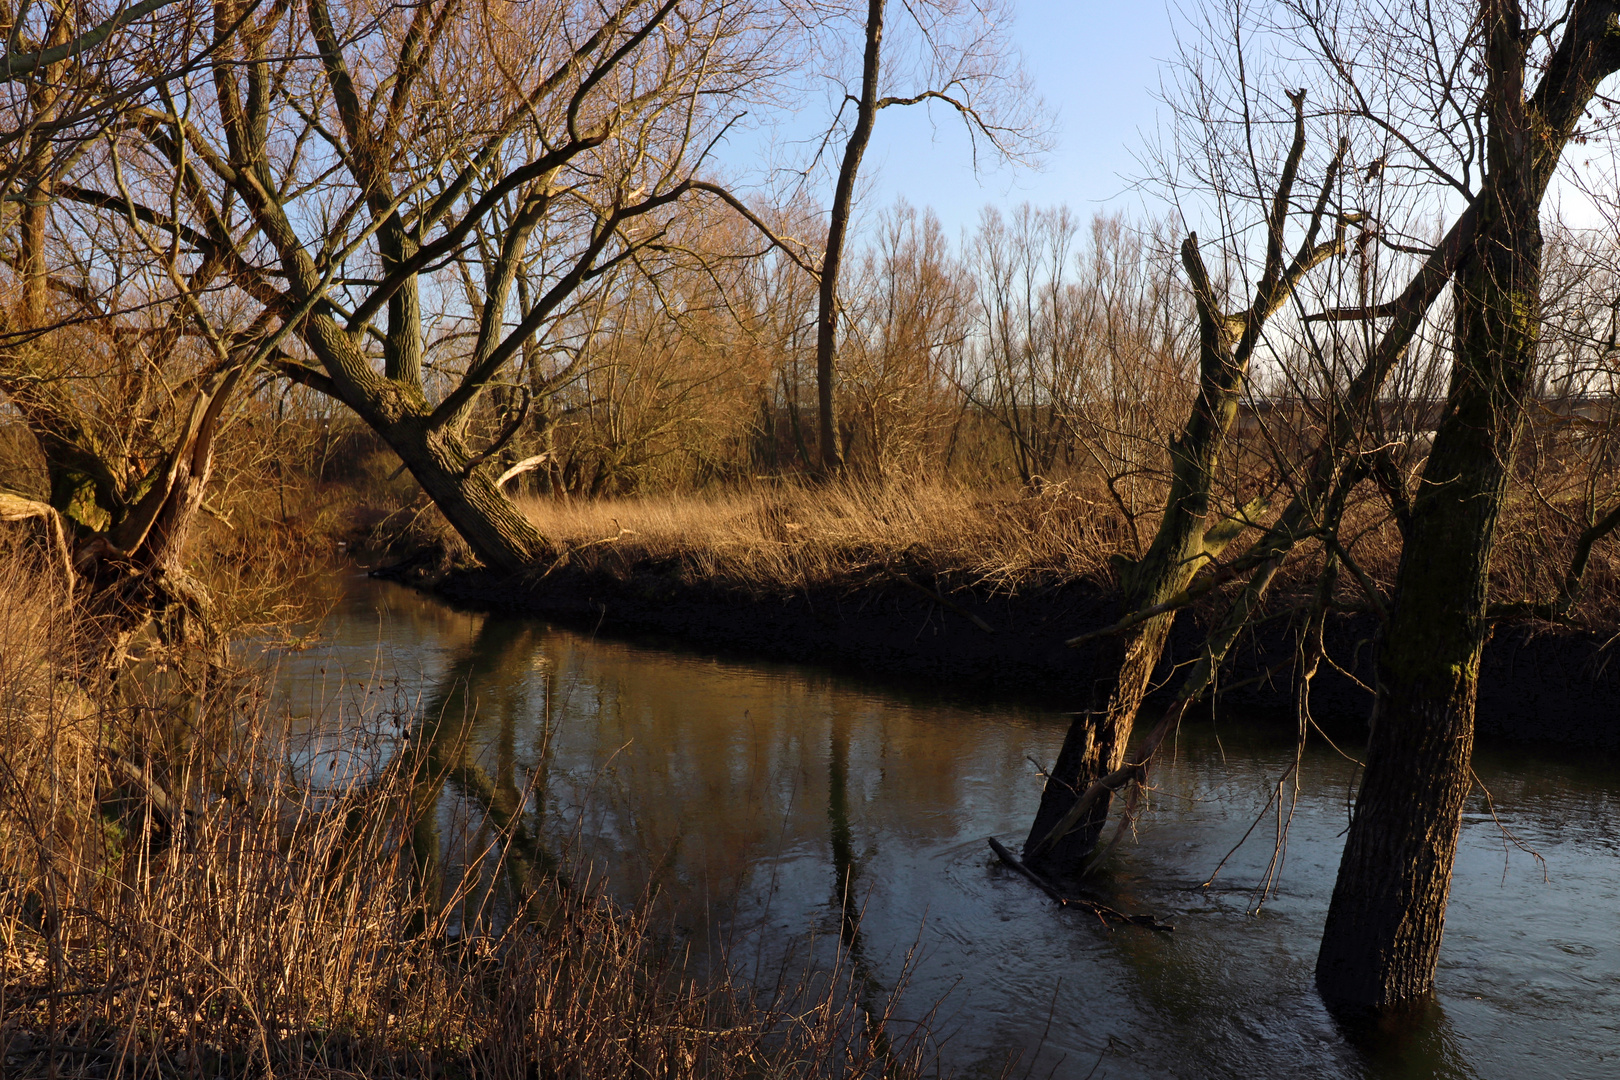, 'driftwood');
987,836,1173,932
